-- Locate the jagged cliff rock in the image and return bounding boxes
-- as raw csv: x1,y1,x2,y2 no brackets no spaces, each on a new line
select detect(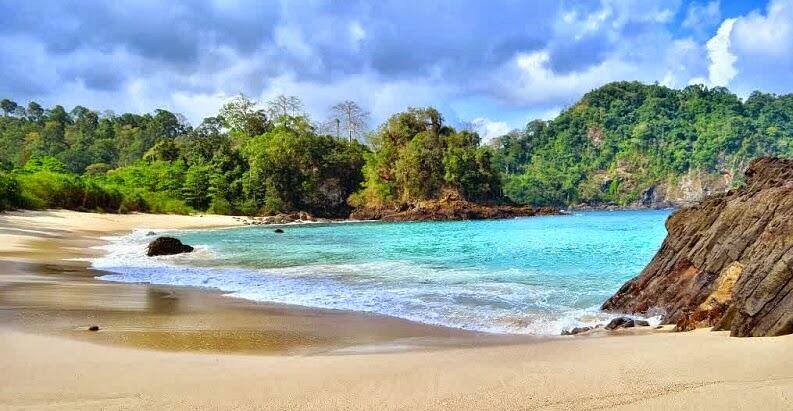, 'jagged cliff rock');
602,157,793,337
